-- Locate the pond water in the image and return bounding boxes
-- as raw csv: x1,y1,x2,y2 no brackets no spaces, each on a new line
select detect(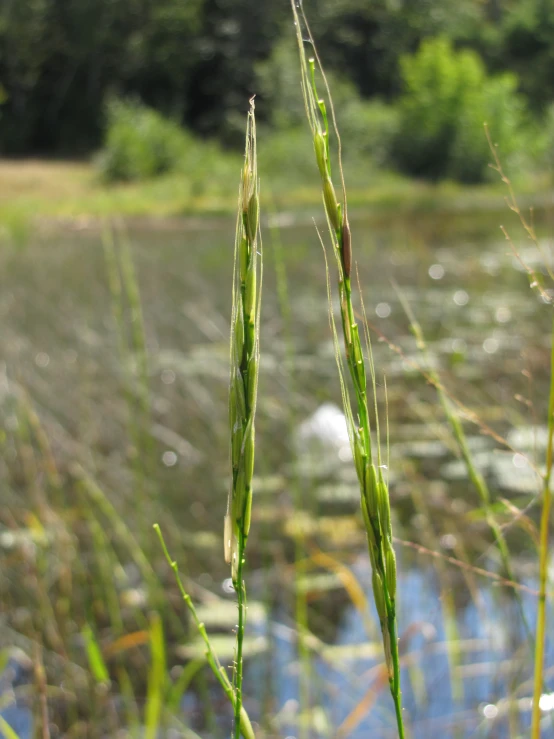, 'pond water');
0,206,552,738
